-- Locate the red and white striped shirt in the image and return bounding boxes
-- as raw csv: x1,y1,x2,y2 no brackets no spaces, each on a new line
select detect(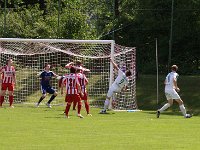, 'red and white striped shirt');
0,65,15,84
63,73,80,94
77,73,88,93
